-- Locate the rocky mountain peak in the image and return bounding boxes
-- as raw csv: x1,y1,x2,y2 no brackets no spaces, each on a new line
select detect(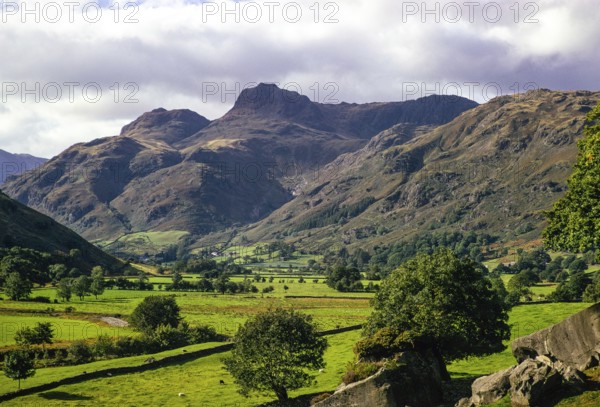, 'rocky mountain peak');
226,83,324,124
120,108,210,145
